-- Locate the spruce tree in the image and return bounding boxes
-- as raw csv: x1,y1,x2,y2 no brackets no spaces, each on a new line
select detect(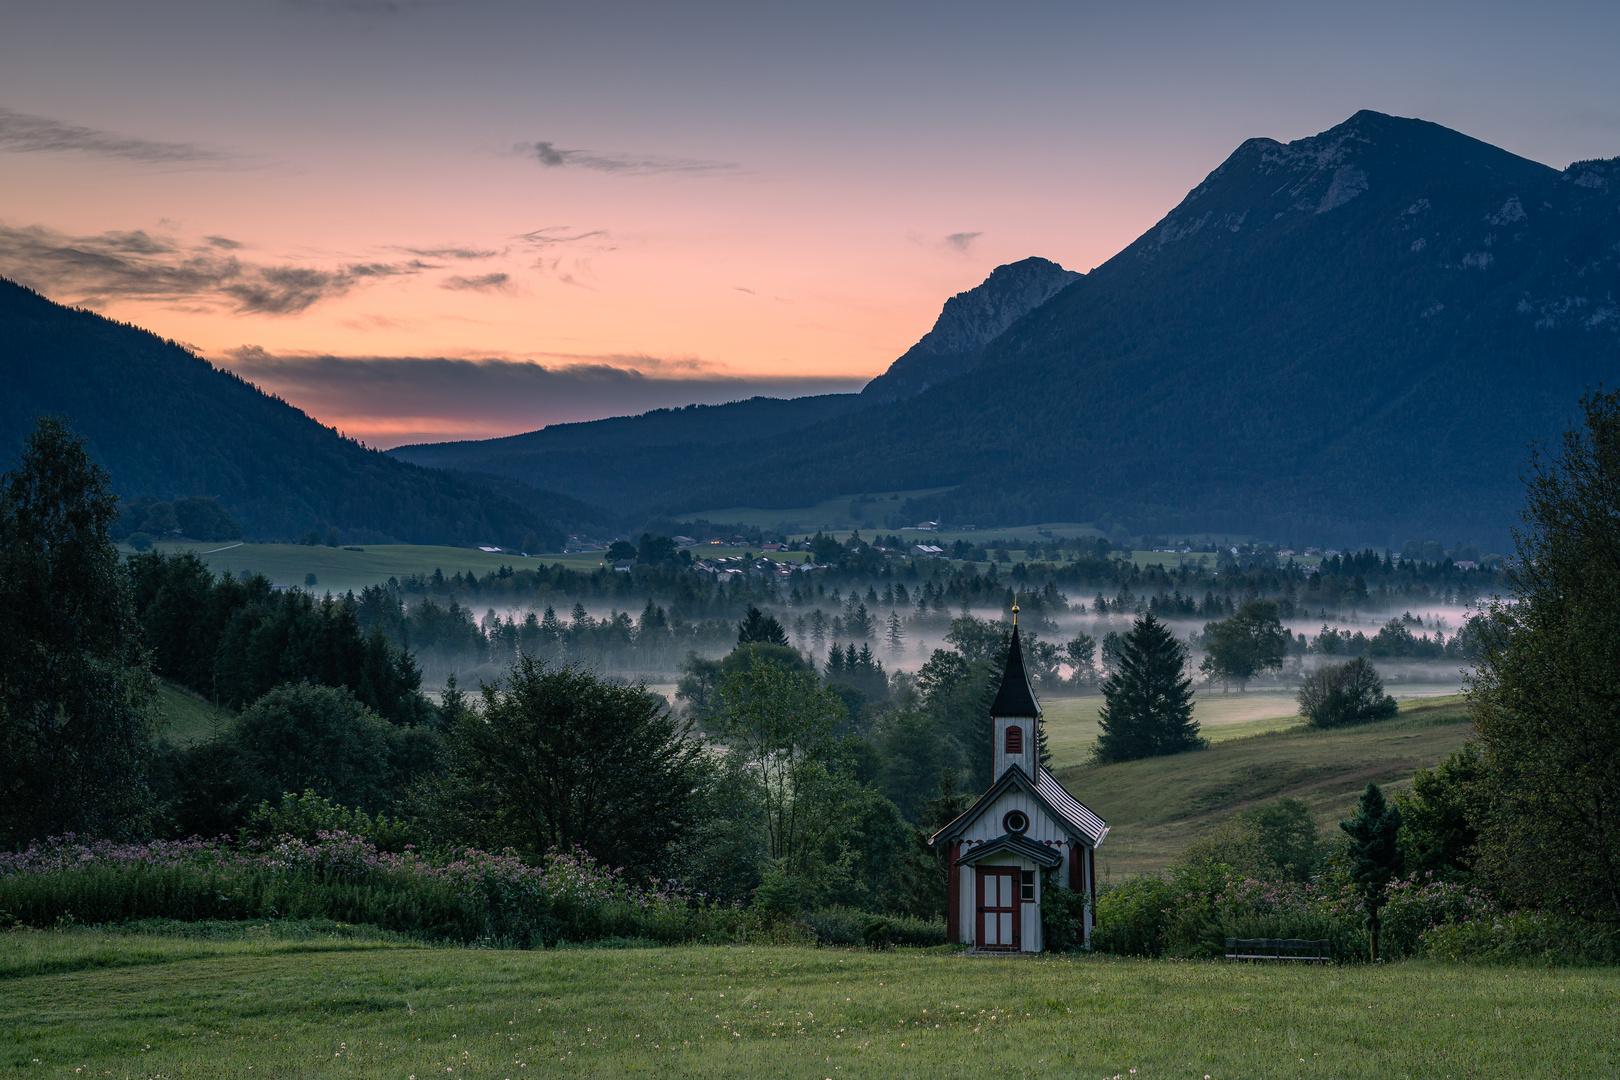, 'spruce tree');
1091,613,1202,763
1341,781,1404,960
0,416,156,844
